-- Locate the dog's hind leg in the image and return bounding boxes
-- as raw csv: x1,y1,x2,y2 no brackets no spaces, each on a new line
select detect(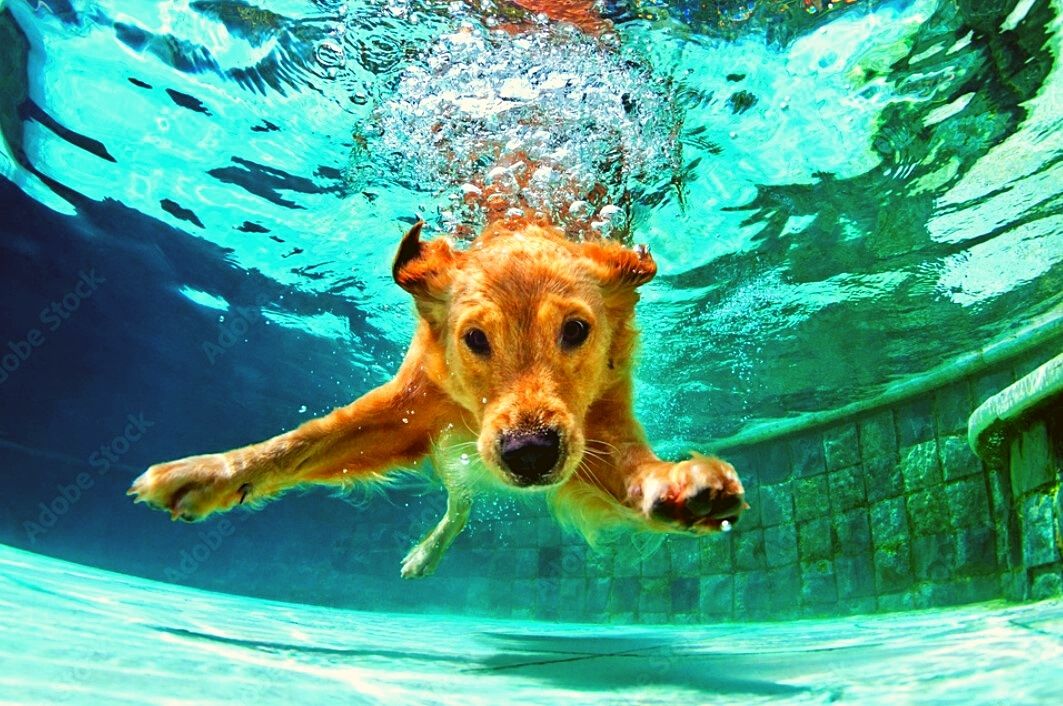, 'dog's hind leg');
400,438,474,579
400,486,471,579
